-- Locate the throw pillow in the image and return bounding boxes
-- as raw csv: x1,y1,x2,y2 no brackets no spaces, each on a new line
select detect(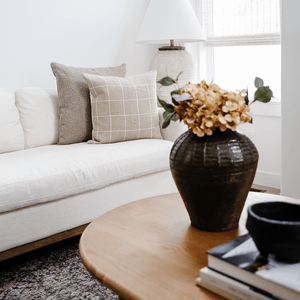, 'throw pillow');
15,88,59,149
0,88,24,154
82,70,163,144
51,62,126,145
